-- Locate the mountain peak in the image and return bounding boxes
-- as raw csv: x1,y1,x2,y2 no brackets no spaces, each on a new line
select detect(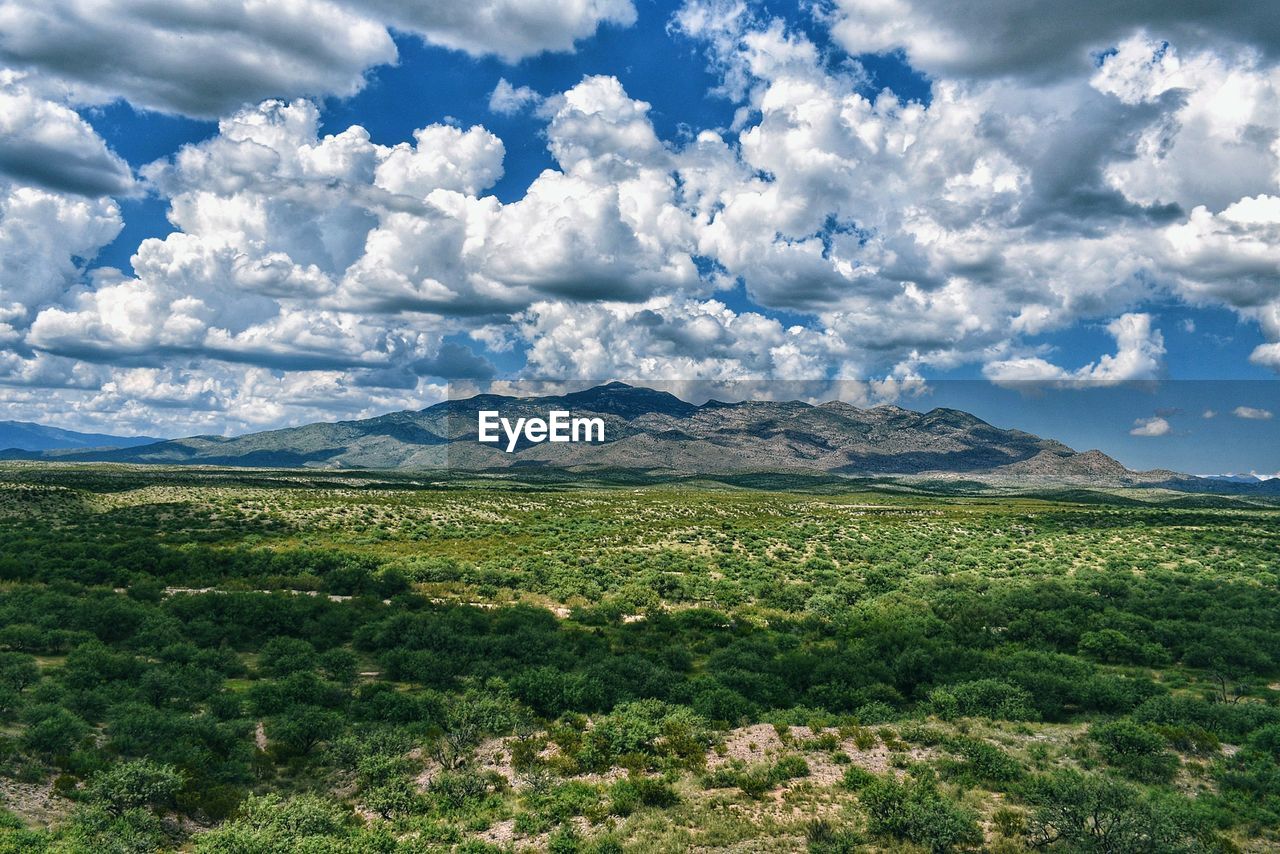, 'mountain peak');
0,383,1187,490
555,383,698,419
